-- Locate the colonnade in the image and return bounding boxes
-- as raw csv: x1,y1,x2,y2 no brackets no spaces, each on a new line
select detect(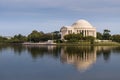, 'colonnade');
76,29,96,37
